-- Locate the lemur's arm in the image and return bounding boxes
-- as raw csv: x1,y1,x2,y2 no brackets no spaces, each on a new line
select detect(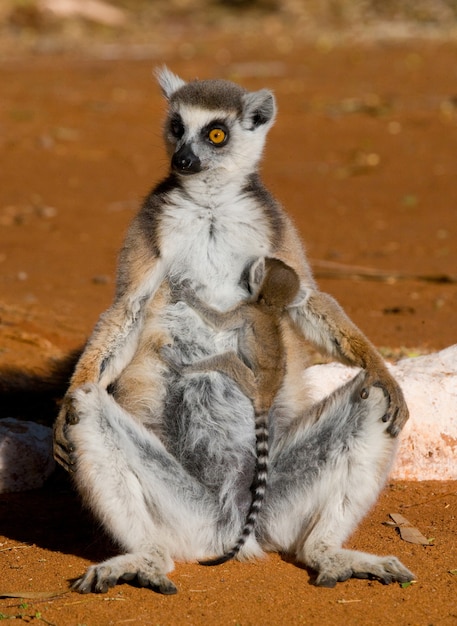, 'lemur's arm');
71,225,167,390
54,221,167,469
276,216,408,437
289,289,408,436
